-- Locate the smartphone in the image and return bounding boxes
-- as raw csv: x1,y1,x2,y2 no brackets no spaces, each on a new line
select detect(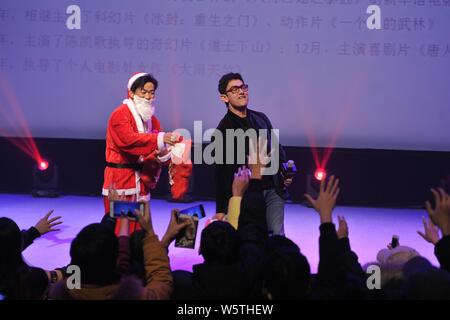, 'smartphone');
175,213,199,249
178,204,206,219
109,201,144,221
391,235,399,248
174,204,206,249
